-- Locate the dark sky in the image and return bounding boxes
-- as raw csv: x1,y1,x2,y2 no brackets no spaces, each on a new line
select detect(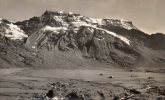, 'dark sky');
0,0,165,34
